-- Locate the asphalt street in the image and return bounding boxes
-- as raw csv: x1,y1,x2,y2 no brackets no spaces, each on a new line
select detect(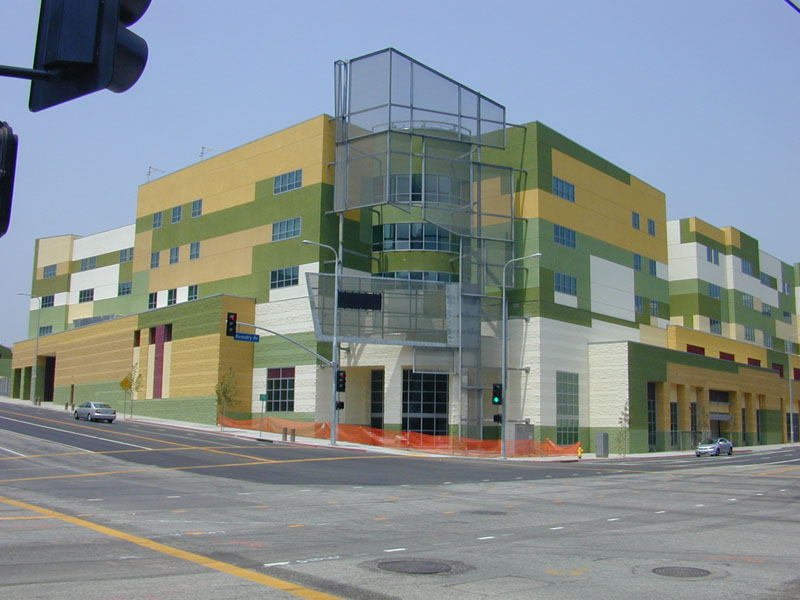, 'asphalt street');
2,399,800,600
